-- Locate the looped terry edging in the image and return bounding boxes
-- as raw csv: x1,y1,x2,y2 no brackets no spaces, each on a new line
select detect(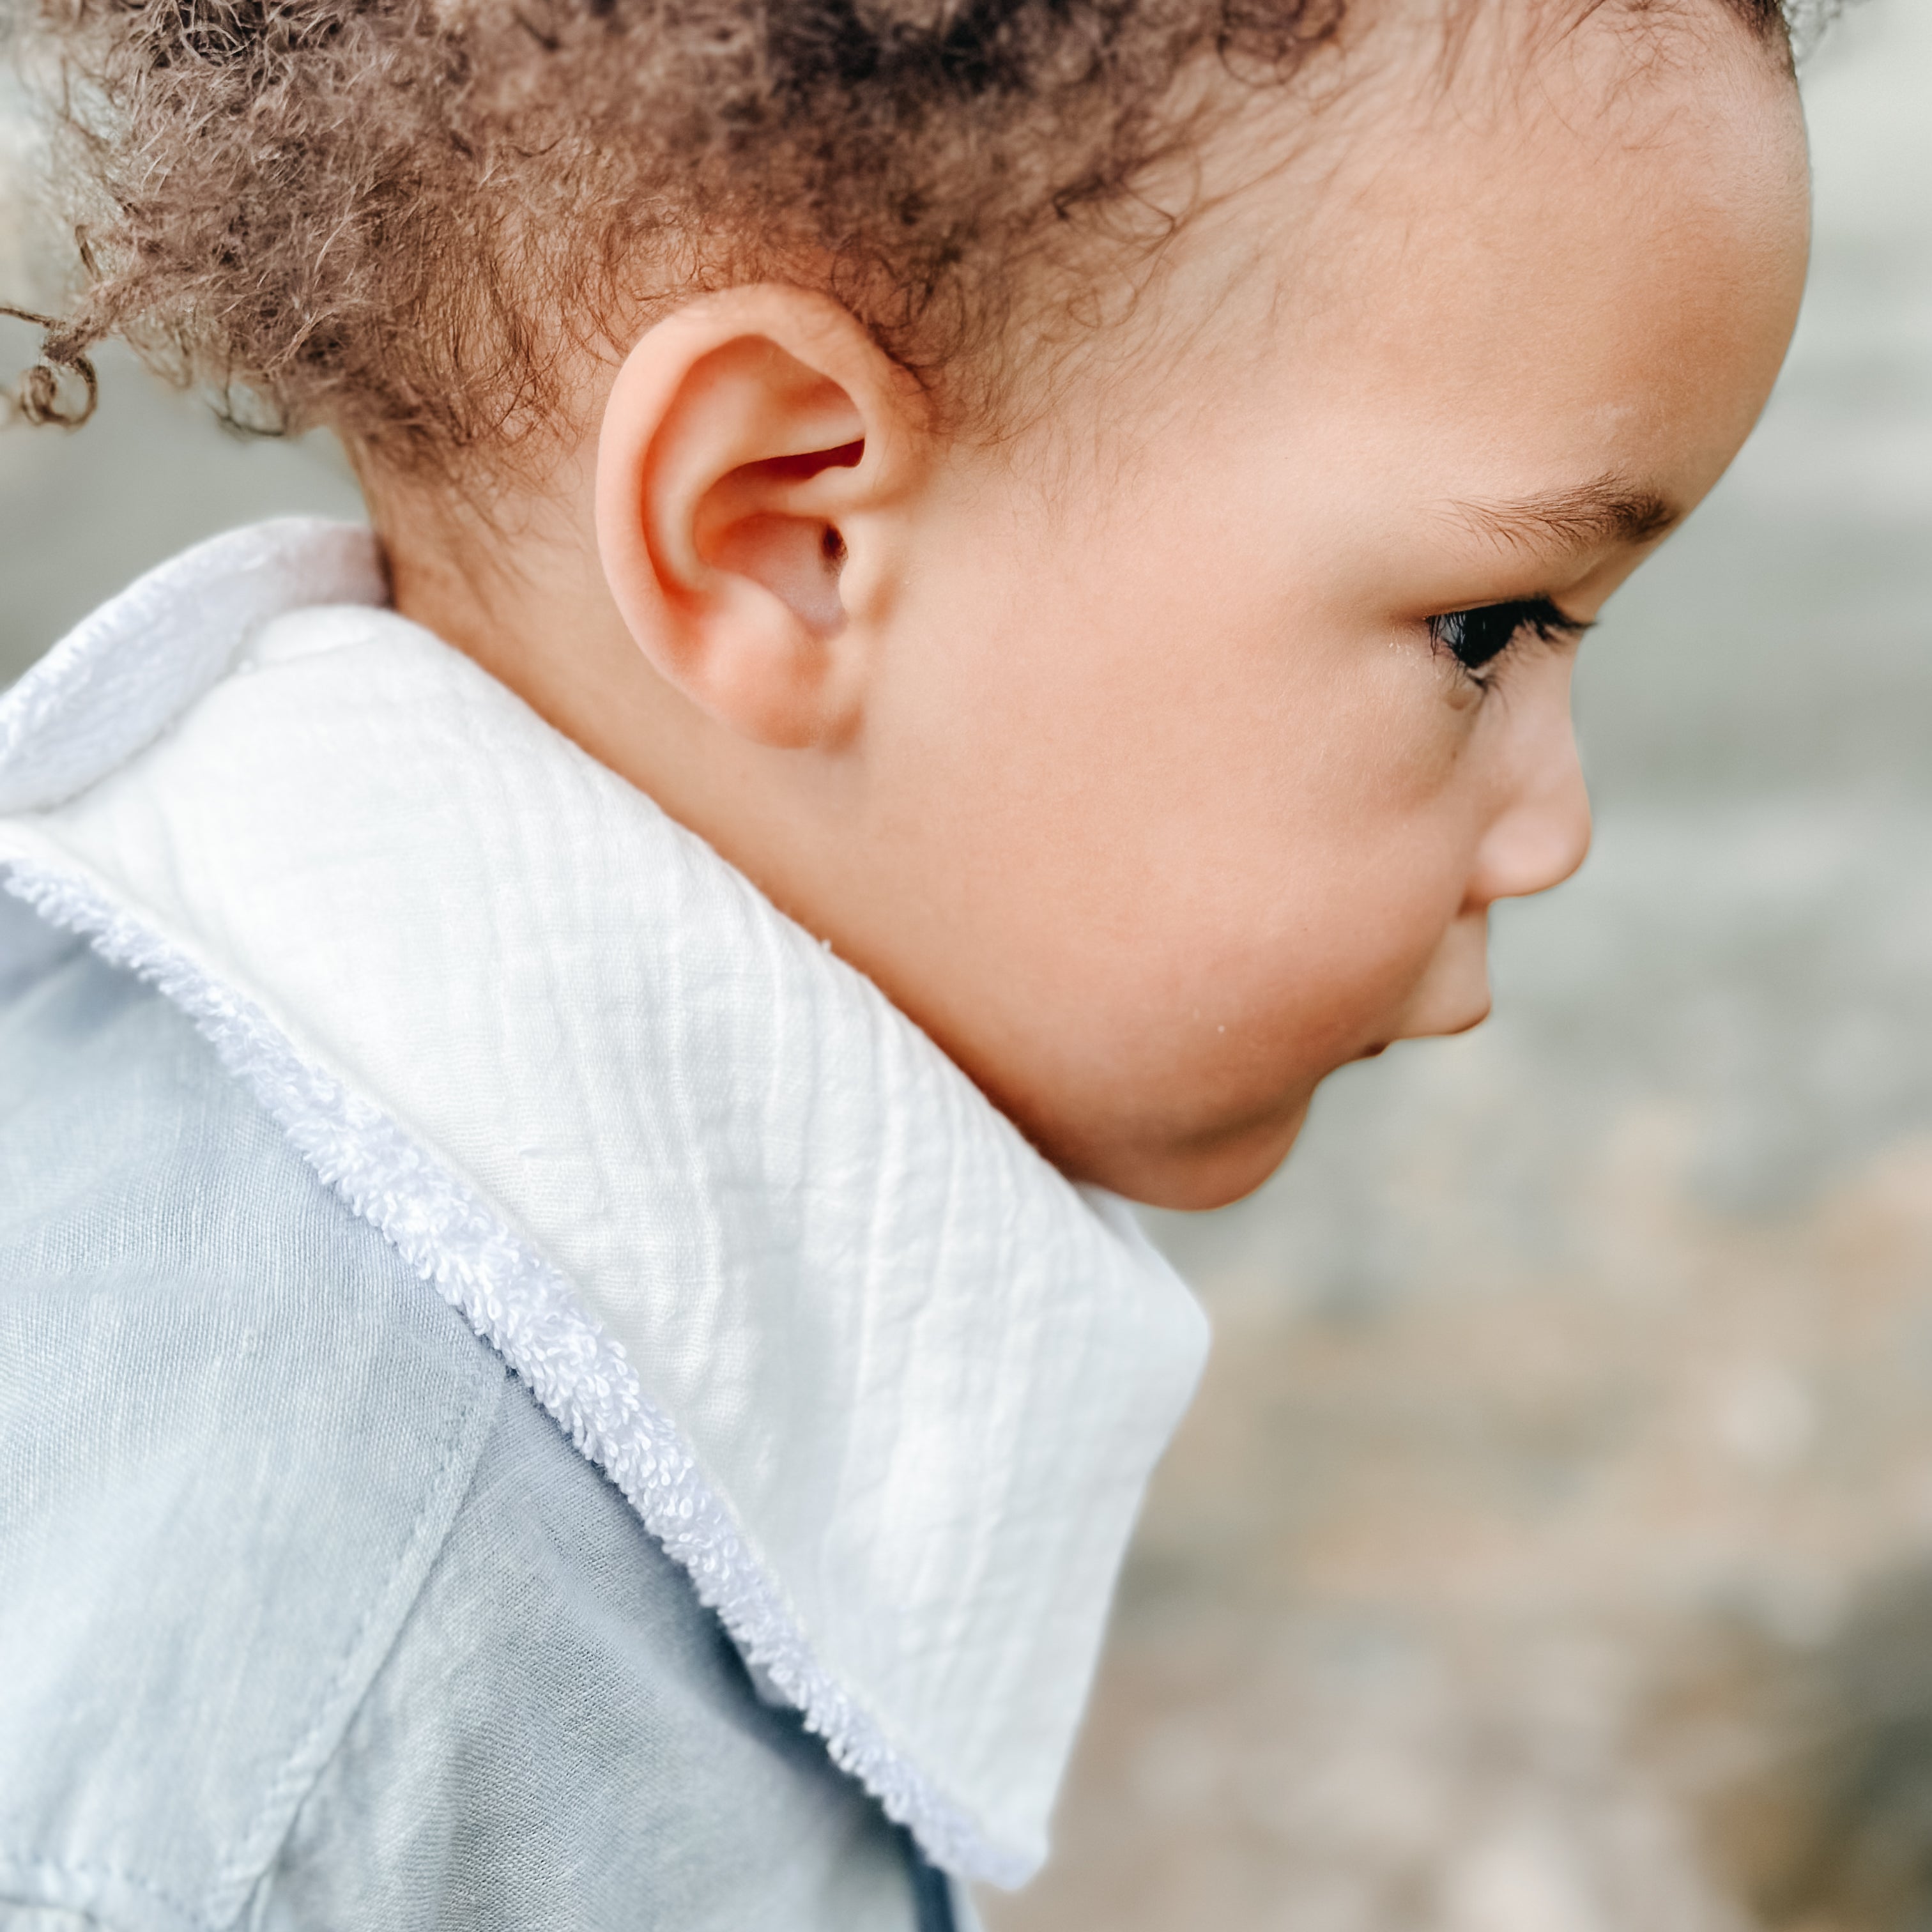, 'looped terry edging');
0,855,1023,1890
